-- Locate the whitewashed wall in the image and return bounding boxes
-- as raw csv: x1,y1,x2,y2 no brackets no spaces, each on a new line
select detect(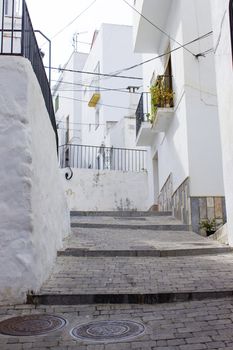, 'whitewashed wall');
54,52,88,146
134,0,224,206
211,0,233,244
61,168,149,211
0,57,70,304
81,24,143,148
106,116,137,149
